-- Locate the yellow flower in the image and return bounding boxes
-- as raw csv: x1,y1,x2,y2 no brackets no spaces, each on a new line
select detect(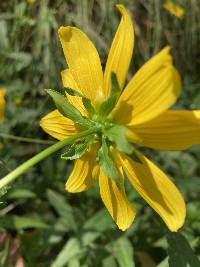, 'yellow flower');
0,88,6,124
163,0,185,19
40,4,200,231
